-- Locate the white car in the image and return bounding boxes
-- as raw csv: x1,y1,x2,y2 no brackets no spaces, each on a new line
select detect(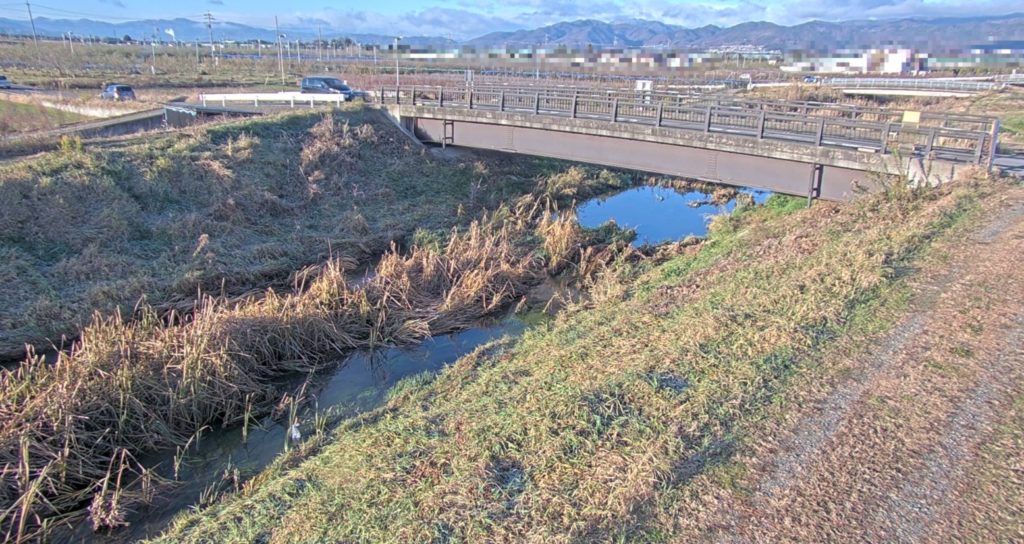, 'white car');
0,75,11,89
